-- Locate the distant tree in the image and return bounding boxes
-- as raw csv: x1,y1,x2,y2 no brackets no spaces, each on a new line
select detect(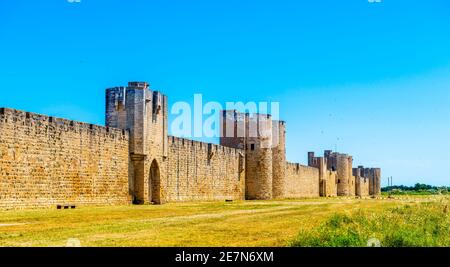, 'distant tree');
413,183,436,191
382,183,447,195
